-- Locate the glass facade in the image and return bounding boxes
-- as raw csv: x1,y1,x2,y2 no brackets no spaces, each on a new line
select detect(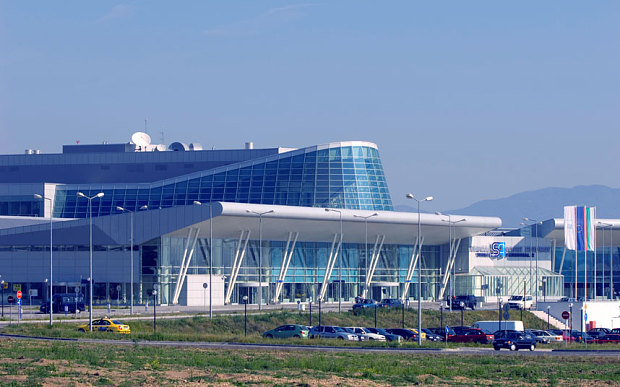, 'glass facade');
553,246,620,299
154,235,441,304
53,145,393,218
